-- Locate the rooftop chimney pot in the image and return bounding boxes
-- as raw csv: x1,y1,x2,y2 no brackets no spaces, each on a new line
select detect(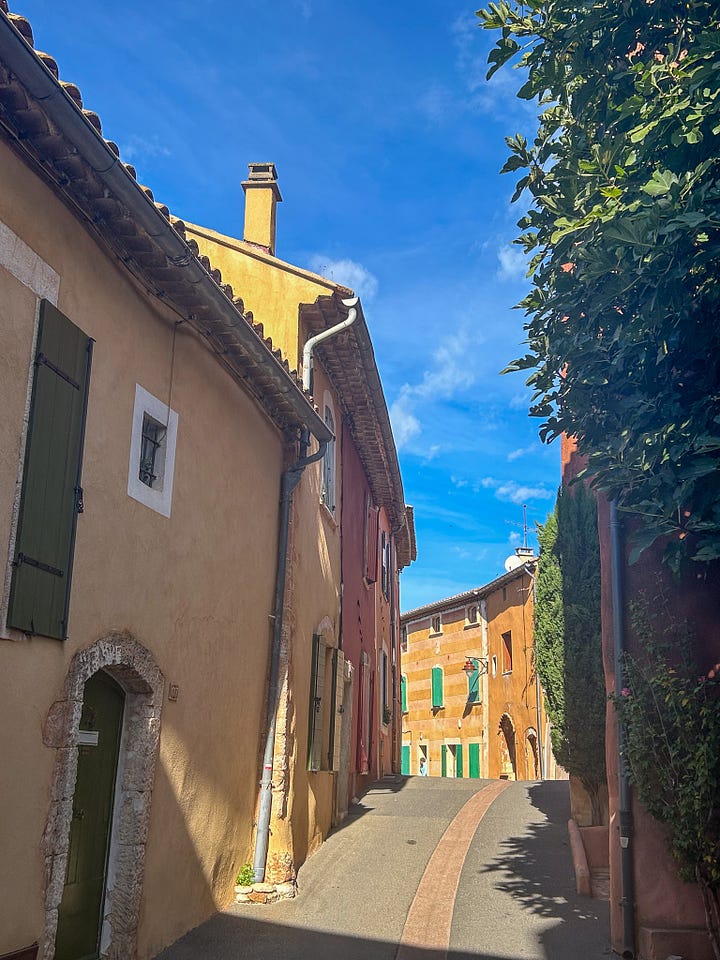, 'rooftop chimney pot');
242,162,282,256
